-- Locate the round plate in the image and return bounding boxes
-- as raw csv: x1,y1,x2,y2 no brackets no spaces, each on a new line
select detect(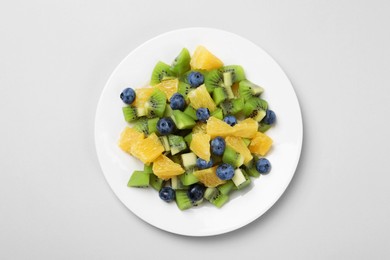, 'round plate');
95,28,303,236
